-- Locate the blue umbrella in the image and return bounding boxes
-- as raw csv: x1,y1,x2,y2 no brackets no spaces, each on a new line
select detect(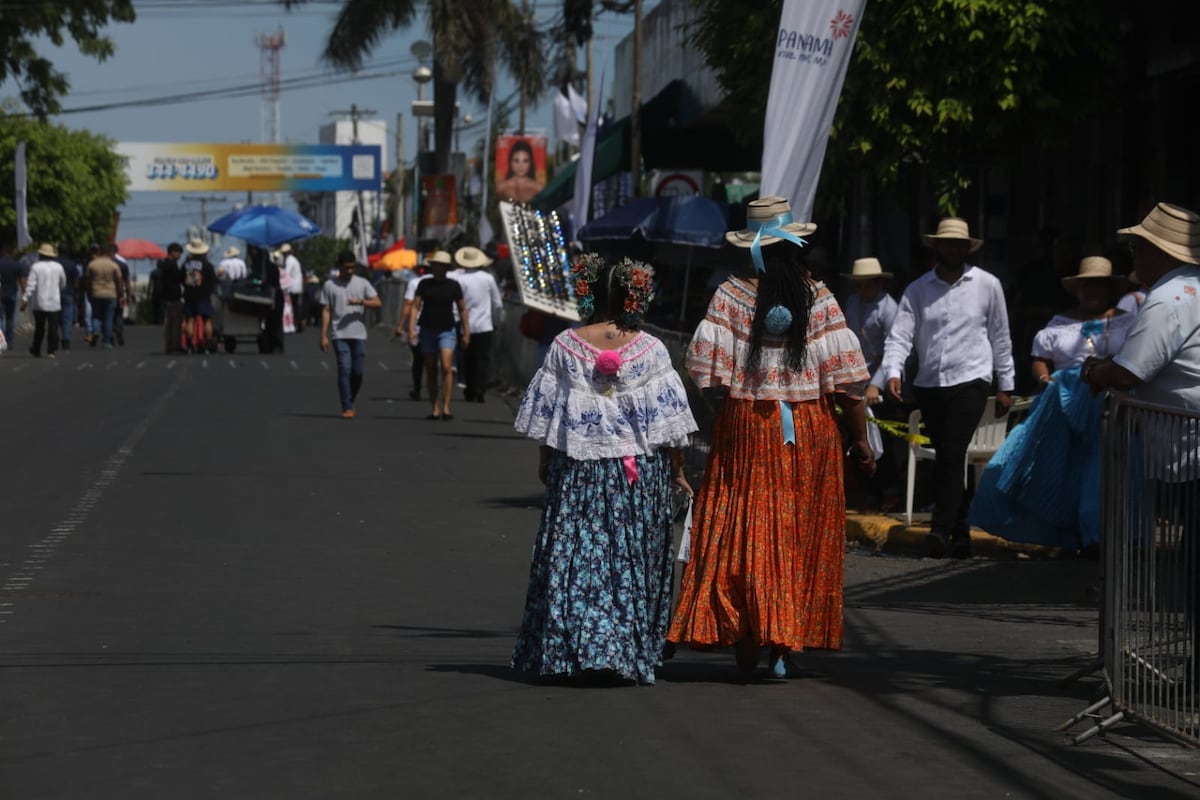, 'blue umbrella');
207,204,321,248
577,196,732,248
